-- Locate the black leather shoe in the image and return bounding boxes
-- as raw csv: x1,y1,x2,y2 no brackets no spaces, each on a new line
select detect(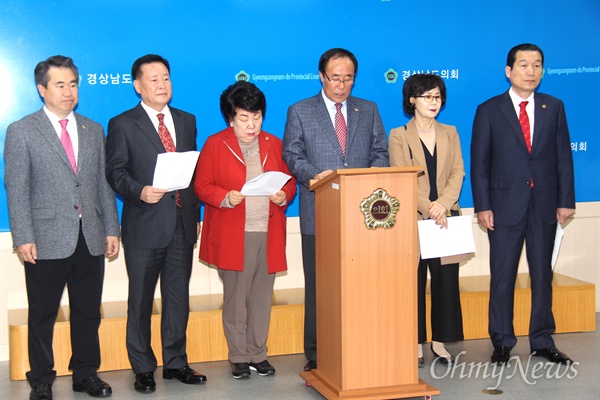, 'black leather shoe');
231,362,251,379
531,346,573,364
134,372,156,394
73,376,112,398
163,365,207,384
431,345,455,366
418,357,424,368
303,360,317,371
249,360,276,376
491,346,512,364
30,384,52,400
